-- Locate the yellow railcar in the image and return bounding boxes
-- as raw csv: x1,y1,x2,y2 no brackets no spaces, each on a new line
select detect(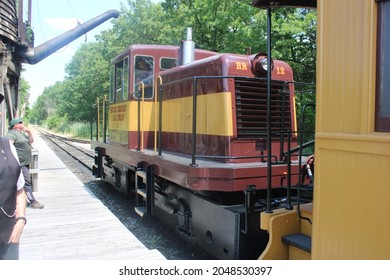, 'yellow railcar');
253,0,390,259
